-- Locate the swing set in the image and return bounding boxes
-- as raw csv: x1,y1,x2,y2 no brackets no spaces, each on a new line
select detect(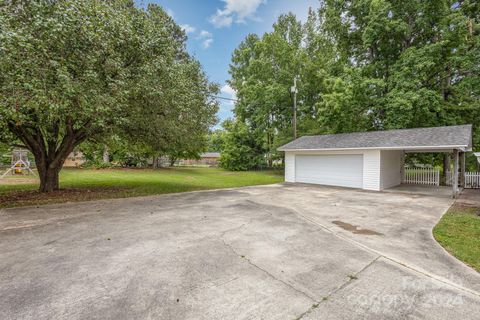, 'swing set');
0,149,37,179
